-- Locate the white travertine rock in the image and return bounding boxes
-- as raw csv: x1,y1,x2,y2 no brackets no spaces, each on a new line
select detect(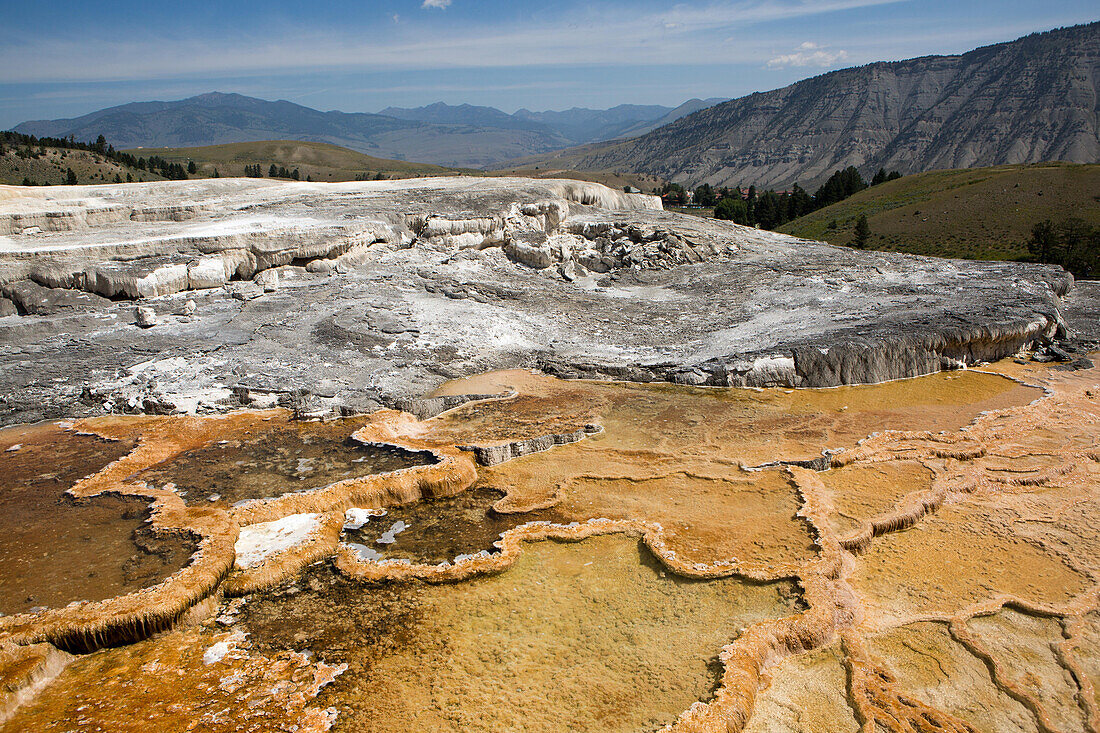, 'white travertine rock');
187,257,232,289
503,239,554,269
254,268,279,292
134,305,157,328
234,513,322,569
0,175,1082,429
